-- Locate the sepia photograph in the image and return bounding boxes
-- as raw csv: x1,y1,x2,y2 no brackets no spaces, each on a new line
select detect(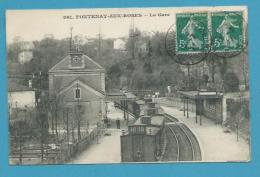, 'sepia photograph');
6,6,250,165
